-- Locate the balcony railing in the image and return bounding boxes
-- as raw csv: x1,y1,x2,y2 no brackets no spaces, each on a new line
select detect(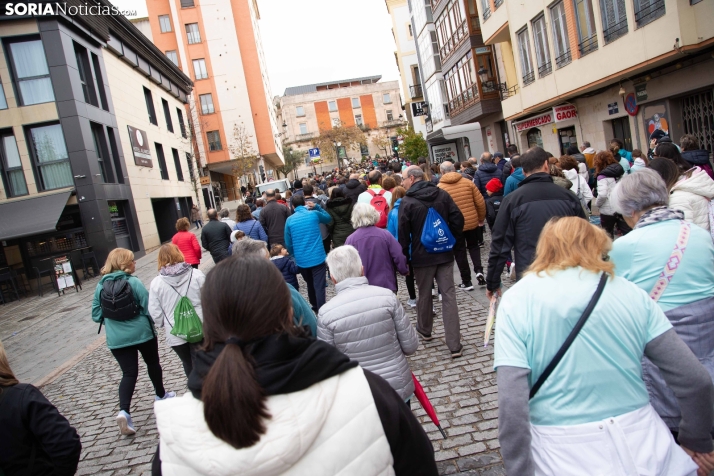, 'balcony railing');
537,61,552,78
522,71,535,86
554,49,572,68
578,34,598,57
410,84,424,99
381,120,405,128
494,0,503,7
635,0,665,27
482,6,491,21
438,20,468,62
501,83,519,101
294,132,316,141
603,18,628,43
447,83,479,116
358,124,371,132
